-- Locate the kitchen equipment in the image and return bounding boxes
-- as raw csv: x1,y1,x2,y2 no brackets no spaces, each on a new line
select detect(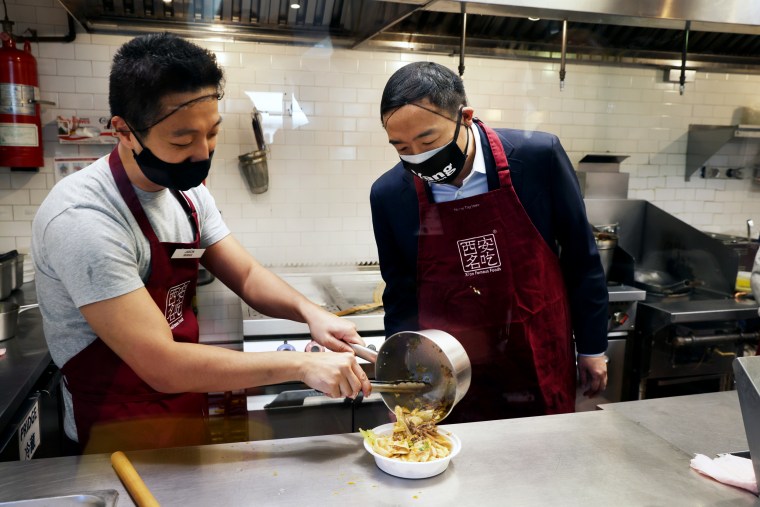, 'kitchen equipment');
111,451,159,507
242,269,391,441
586,198,760,401
0,251,16,300
238,107,269,194
363,422,461,479
593,229,618,281
351,329,472,422
577,154,630,199
12,253,23,290
368,380,430,393
633,267,693,295
0,303,39,342
0,490,119,506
